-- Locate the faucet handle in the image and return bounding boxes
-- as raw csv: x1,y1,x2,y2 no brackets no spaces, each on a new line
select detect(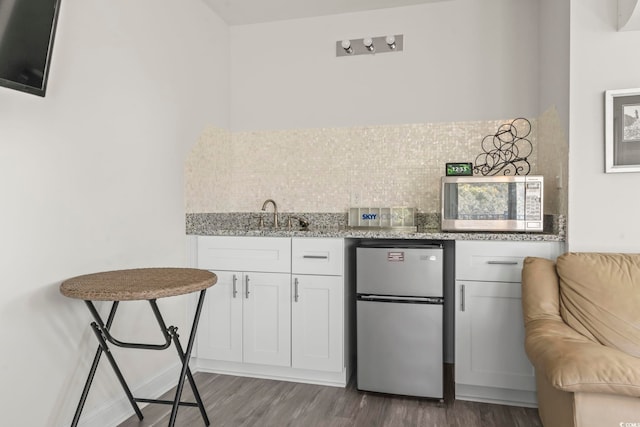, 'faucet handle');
288,215,310,230
297,217,310,229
